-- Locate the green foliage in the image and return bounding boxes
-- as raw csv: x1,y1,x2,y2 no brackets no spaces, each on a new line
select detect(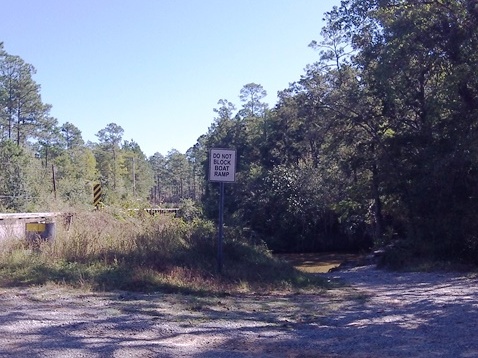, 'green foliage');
3,1,478,267
53,147,98,206
194,0,478,265
177,198,202,222
320,0,478,262
149,148,203,205
0,140,33,211
0,46,47,147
